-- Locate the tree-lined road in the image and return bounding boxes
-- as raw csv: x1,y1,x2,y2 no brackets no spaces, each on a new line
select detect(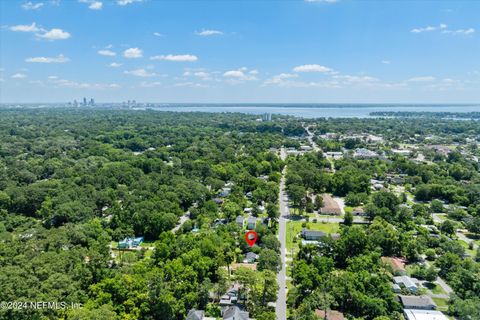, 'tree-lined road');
276,150,288,320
